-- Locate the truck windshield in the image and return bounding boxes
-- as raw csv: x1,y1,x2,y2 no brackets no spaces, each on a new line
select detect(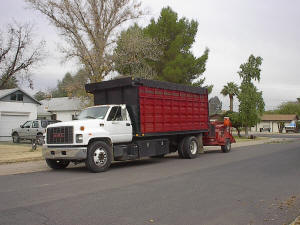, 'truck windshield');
78,106,109,120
